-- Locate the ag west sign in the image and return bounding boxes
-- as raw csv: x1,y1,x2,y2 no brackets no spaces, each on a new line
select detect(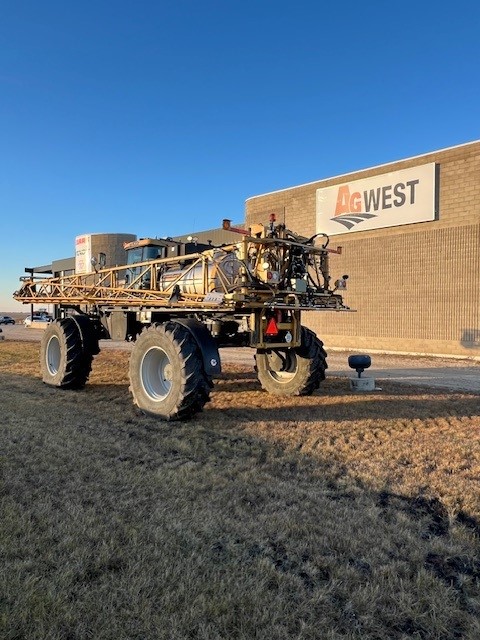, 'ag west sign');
316,163,436,235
